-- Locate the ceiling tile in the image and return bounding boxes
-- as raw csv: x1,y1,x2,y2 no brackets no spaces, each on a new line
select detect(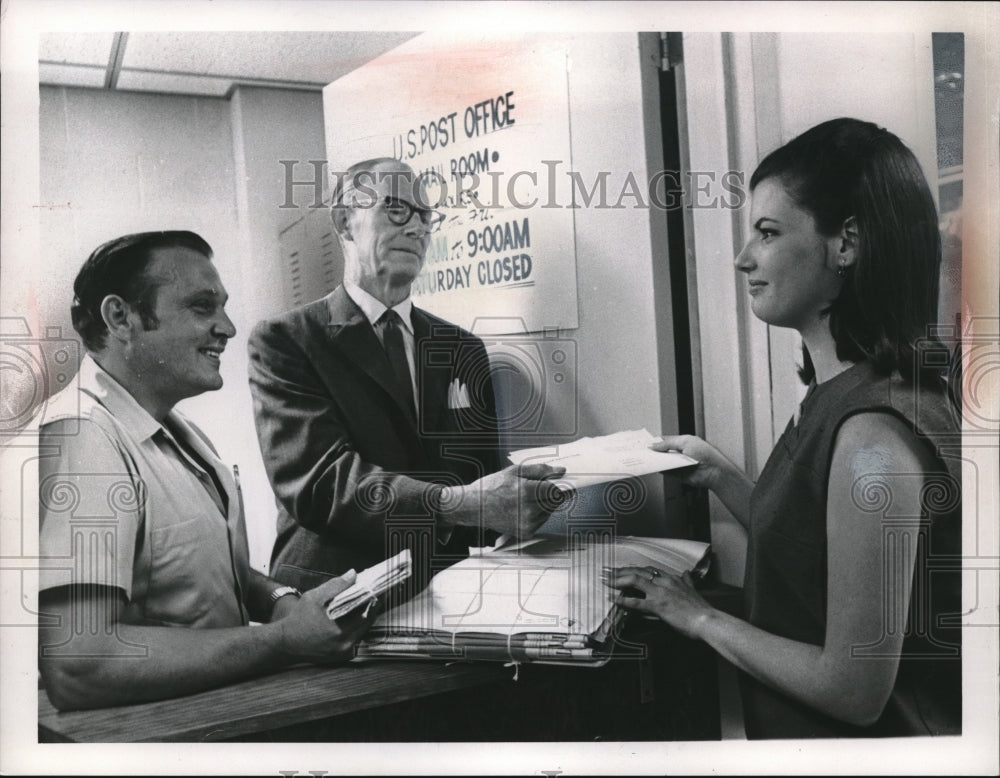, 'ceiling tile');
120,31,420,86
39,31,116,66
37,31,422,97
